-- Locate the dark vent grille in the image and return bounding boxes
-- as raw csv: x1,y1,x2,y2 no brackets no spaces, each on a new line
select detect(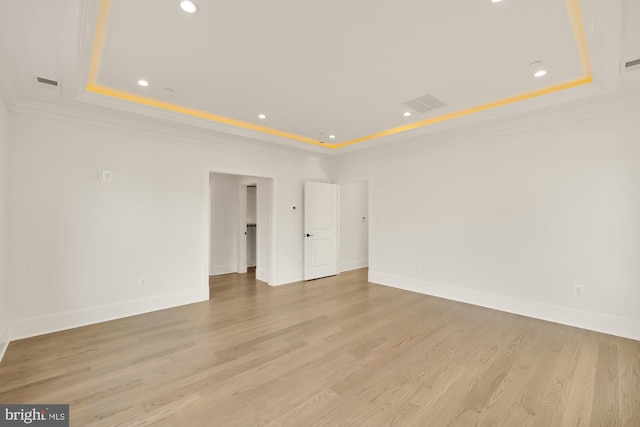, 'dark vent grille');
625,58,640,69
402,93,447,114
36,77,58,86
